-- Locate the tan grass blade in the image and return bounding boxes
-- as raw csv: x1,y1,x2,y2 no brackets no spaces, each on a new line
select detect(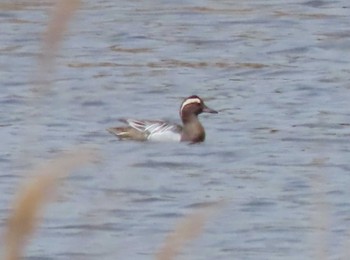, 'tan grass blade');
2,149,97,260
155,201,225,260
309,157,330,260
36,0,80,91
